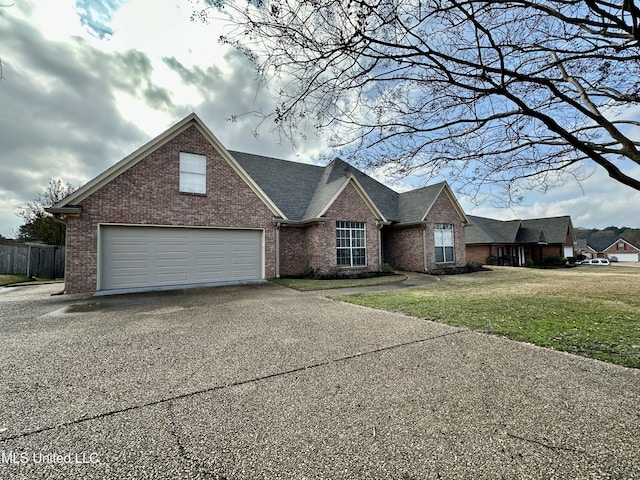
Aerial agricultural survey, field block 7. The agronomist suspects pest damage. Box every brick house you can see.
[583,237,640,262]
[48,113,469,294]
[465,215,576,266]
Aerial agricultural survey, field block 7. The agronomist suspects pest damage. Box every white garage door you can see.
[613,253,639,262]
[99,226,263,291]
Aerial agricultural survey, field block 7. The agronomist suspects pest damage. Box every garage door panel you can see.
[110,274,150,288]
[100,226,262,291]
[112,259,148,268]
[157,258,189,268]
[157,244,189,254]
[195,271,225,282]
[197,243,226,252]
[156,272,190,284]
[112,244,149,255]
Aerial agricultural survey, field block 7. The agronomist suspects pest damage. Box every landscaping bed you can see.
[270,273,407,291]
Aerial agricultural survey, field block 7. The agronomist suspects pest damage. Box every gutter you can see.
[46,206,81,216]
[273,217,327,226]
[45,206,81,224]
[386,220,428,229]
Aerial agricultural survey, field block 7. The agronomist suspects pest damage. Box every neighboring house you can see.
[48,113,469,294]
[465,215,576,266]
[584,237,640,262]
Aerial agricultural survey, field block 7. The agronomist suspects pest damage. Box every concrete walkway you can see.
[298,271,439,296]
[0,282,638,479]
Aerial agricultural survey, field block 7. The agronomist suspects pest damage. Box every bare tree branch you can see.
[195,0,640,199]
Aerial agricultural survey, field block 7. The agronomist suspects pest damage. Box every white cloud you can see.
[464,166,640,228]
[0,0,638,239]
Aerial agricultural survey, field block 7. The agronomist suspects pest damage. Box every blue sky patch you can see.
[75,0,126,38]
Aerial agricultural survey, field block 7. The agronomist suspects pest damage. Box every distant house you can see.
[465,215,576,266]
[583,237,640,262]
[48,113,469,294]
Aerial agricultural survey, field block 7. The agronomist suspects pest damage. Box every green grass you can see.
[0,275,63,286]
[335,266,640,368]
[0,274,29,286]
[270,274,407,291]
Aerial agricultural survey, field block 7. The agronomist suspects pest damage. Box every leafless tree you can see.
[195,0,640,199]
[16,180,76,245]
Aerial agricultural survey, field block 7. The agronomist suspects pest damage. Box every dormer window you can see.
[179,152,207,194]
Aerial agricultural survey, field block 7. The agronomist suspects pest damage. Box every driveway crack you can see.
[505,431,586,454]
[0,329,467,443]
[166,401,229,480]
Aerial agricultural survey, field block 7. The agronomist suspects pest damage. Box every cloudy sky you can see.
[1,0,639,238]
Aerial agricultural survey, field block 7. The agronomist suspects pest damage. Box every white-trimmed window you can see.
[434,223,455,263]
[336,221,366,267]
[617,242,625,251]
[179,152,207,194]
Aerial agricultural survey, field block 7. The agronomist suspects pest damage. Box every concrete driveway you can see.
[0,282,638,479]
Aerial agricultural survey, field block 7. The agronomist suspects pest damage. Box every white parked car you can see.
[579,258,610,265]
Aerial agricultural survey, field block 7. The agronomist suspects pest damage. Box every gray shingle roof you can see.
[585,236,640,252]
[397,183,445,223]
[230,151,325,220]
[521,216,572,244]
[586,237,614,252]
[323,158,399,220]
[465,216,523,244]
[230,152,450,224]
[466,215,573,245]
[516,227,546,244]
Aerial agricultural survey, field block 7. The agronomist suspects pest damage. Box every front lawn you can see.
[335,266,640,368]
[270,274,407,291]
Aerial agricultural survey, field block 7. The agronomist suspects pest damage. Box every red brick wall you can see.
[424,192,467,270]
[322,182,381,272]
[279,226,308,276]
[278,182,381,276]
[466,245,493,264]
[384,191,467,271]
[539,245,564,258]
[65,125,277,293]
[383,227,424,271]
[604,241,640,255]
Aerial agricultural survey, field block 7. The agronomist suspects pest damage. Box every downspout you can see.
[423,226,428,272]
[378,223,383,267]
[275,222,281,278]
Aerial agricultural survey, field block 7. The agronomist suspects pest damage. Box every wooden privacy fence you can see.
[0,243,65,279]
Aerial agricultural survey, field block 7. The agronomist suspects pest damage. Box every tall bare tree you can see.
[195,0,640,199]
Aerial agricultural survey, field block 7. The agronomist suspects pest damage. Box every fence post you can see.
[52,246,57,280]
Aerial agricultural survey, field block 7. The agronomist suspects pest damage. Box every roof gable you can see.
[324,159,398,220]
[589,236,640,253]
[49,113,285,218]
[521,216,574,244]
[232,155,390,222]
[398,182,469,224]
